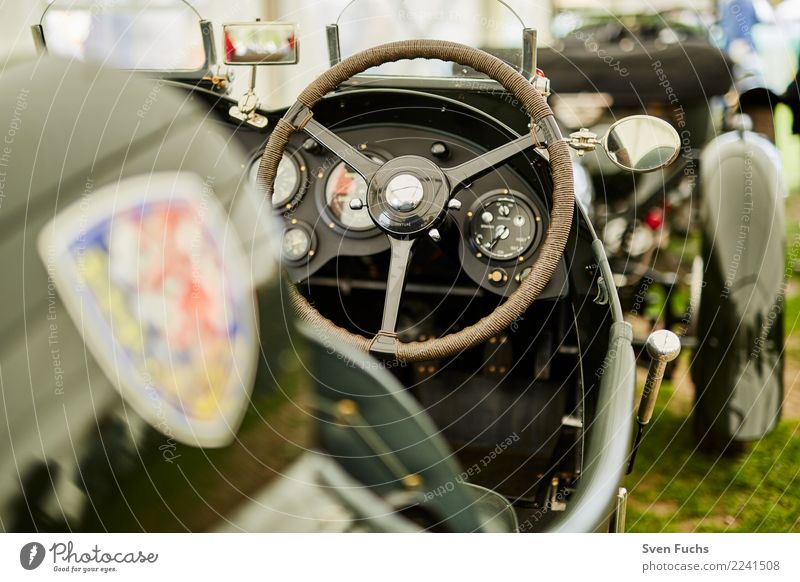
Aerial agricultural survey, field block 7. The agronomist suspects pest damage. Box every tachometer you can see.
[469,191,540,261]
[324,156,383,231]
[249,152,305,209]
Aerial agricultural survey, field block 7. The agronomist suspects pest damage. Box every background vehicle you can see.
[540,3,786,449]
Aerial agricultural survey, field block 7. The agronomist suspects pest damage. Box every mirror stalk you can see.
[567,128,601,156]
[229,80,268,128]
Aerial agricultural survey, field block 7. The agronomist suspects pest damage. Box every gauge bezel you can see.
[467,189,543,263]
[316,149,388,239]
[249,149,308,212]
[280,220,317,265]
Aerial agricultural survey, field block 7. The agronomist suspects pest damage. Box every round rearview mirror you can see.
[603,116,680,172]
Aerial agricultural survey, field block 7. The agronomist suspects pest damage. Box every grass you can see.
[776,105,800,193]
[623,112,800,532]
[625,272,800,532]
[625,380,800,532]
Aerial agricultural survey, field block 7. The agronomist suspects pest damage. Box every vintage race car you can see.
[2,0,760,533]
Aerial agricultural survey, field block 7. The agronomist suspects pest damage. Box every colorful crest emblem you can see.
[38,172,257,447]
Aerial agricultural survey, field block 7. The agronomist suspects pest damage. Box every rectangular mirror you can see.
[223,22,298,66]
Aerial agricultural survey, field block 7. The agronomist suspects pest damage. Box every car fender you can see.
[693,130,785,441]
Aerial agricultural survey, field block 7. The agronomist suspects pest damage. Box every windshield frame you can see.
[324,0,536,80]
[32,0,217,80]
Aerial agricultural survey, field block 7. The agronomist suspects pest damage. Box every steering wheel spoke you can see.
[380,237,415,332]
[303,117,382,182]
[370,236,416,356]
[444,132,536,191]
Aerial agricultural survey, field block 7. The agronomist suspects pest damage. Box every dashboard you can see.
[240,89,569,301]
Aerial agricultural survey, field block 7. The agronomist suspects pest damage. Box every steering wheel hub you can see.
[367,155,449,237]
[386,174,424,211]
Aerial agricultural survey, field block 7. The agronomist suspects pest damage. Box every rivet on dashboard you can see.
[488,270,505,284]
[359,143,367,150]
[291,218,298,225]
[317,171,324,179]
[336,399,358,419]
[476,252,482,258]
[403,474,424,489]
[467,211,474,217]
[308,250,316,258]
[489,337,497,344]
[328,222,335,229]
[518,256,525,262]
[300,165,306,172]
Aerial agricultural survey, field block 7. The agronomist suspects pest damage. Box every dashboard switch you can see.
[428,228,442,242]
[430,141,451,160]
[447,198,462,211]
[302,138,322,154]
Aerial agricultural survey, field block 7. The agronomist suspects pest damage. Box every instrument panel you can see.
[468,190,542,261]
[324,160,374,231]
[248,151,308,210]
[242,101,567,300]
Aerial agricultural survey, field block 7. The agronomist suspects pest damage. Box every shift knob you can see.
[637,330,681,425]
[645,329,682,362]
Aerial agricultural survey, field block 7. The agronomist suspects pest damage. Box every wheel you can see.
[257,40,575,362]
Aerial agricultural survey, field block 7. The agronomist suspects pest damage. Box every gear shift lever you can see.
[627,329,681,474]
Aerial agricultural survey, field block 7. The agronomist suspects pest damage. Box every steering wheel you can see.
[257,40,574,362]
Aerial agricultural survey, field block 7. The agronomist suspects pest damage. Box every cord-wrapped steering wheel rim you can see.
[257,39,574,362]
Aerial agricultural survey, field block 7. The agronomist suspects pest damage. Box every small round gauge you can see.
[249,152,305,209]
[281,223,314,263]
[324,155,383,231]
[469,192,540,261]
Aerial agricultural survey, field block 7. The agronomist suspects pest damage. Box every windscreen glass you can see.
[41,0,206,70]
[335,0,527,77]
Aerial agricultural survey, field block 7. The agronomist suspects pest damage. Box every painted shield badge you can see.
[38,172,257,447]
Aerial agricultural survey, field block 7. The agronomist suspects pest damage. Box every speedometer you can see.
[324,155,384,231]
[469,191,540,261]
[249,152,305,209]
